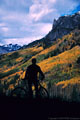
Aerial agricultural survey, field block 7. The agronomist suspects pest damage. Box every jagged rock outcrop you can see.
[45,11,80,42]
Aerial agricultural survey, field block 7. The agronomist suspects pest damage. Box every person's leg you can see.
[34,80,38,98]
[28,80,33,98]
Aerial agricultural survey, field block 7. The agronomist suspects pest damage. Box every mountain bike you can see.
[11,79,49,99]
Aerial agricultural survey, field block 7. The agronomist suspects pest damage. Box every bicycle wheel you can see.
[38,87,49,98]
[11,87,27,98]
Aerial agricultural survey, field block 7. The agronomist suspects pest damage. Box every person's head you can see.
[32,58,36,65]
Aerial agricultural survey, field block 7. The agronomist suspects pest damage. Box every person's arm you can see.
[24,68,29,80]
[38,67,45,80]
[23,67,29,81]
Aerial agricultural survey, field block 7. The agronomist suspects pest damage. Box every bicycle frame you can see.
[32,80,45,90]
[11,79,49,98]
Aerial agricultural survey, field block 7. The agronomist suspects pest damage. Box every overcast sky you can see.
[0,0,80,45]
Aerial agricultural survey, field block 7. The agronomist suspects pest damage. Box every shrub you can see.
[0,68,19,79]
[76,57,80,64]
[68,63,72,68]
[8,52,19,59]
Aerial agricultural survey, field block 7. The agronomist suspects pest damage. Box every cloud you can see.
[49,0,56,3]
[1,27,9,32]
[0,0,32,12]
[40,24,52,34]
[29,0,56,22]
[3,36,43,45]
[0,23,6,27]
[53,0,80,15]
[32,23,52,35]
[29,6,53,22]
[0,22,9,37]
[20,22,52,36]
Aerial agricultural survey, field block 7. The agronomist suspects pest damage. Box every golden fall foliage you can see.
[38,46,80,73]
[9,84,14,90]
[16,57,23,62]
[19,46,43,55]
[56,76,80,88]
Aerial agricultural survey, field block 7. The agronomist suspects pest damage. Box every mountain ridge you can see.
[22,11,80,49]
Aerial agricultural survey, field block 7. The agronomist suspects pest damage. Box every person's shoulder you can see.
[27,65,32,69]
[36,64,40,69]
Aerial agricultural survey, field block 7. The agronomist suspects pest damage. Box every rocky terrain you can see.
[48,11,80,41]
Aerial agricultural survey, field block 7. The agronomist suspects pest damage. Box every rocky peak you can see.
[46,11,80,42]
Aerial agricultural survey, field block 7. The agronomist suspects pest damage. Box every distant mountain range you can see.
[0,44,21,54]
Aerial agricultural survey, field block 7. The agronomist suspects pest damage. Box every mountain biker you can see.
[24,58,45,98]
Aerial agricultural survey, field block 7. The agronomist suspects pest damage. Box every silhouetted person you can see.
[24,58,45,98]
